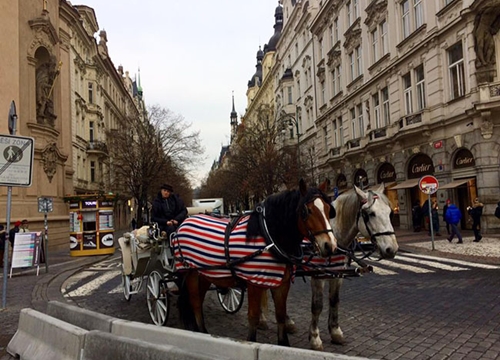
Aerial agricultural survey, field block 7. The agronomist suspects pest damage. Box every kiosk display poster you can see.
[10,232,42,277]
[66,194,116,256]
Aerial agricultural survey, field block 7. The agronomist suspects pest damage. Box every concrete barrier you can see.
[7,308,87,360]
[111,319,258,360]
[81,330,219,360]
[47,300,114,332]
[257,344,371,360]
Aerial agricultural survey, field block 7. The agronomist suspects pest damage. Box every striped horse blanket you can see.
[172,215,349,287]
[172,214,287,287]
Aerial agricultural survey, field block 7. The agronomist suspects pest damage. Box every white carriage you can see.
[118,222,245,327]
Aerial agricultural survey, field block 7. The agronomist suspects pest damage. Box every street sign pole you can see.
[419,175,439,252]
[38,197,53,273]
[2,101,17,309]
[428,193,435,251]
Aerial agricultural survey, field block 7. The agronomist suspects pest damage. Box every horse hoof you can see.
[285,322,297,334]
[257,321,269,330]
[330,335,345,345]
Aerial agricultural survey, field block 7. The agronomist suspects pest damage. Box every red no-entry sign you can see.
[419,175,439,195]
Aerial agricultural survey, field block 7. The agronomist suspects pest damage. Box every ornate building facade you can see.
[241,0,499,233]
[0,1,139,250]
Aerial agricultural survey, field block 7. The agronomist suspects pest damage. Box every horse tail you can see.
[177,272,197,331]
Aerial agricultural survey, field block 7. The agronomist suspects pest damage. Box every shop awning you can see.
[391,178,420,190]
[439,178,474,190]
[364,182,397,191]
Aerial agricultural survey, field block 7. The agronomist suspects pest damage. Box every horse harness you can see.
[356,192,395,246]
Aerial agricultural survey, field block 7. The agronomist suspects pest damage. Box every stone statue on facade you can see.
[473,10,500,82]
[36,56,59,126]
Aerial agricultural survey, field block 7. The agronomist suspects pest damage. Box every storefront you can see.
[376,162,399,226]
[439,148,478,230]
[66,194,116,256]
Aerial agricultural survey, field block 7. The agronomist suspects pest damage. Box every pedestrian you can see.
[20,219,29,233]
[468,198,484,242]
[412,200,422,232]
[9,220,21,247]
[421,199,430,232]
[495,201,500,219]
[430,200,441,236]
[151,184,188,239]
[443,199,451,235]
[445,201,463,244]
[0,225,6,267]
[131,217,137,230]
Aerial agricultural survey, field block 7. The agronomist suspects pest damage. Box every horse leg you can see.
[309,277,325,350]
[184,271,209,333]
[270,267,291,346]
[258,290,269,330]
[246,284,265,342]
[327,278,344,345]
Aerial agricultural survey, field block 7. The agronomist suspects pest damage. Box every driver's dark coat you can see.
[151,192,188,233]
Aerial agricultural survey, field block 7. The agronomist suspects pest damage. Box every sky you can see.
[77,0,280,187]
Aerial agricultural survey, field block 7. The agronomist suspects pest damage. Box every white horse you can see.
[308,184,398,350]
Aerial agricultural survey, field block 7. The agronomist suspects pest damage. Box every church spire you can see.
[230,92,238,144]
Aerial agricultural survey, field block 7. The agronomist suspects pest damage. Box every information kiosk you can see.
[66,194,116,256]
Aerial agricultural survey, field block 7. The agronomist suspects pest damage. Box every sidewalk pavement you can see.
[0,228,499,359]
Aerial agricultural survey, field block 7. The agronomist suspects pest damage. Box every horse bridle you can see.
[356,193,395,246]
[256,196,334,264]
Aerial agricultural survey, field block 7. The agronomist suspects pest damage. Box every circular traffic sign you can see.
[419,175,439,194]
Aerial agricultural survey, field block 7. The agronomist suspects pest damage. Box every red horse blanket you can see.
[172,215,348,287]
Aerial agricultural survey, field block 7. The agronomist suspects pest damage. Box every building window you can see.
[323,126,328,152]
[448,42,465,99]
[371,27,379,63]
[349,52,355,81]
[88,82,93,103]
[297,79,301,97]
[355,46,362,78]
[90,161,95,182]
[414,0,423,28]
[350,108,357,138]
[89,121,94,142]
[336,65,342,93]
[329,25,334,48]
[347,1,352,26]
[415,64,426,110]
[402,0,411,38]
[333,119,339,147]
[347,0,359,26]
[334,18,339,43]
[357,103,364,137]
[381,20,388,55]
[319,38,324,59]
[321,81,325,105]
[403,72,413,115]
[287,86,293,104]
[373,93,381,128]
[382,86,390,126]
[339,116,344,145]
[332,69,337,96]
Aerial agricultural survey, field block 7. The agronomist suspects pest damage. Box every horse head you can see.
[354,184,398,259]
[296,179,337,258]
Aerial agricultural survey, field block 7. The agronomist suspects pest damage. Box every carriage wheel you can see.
[217,286,245,314]
[146,270,170,326]
[121,274,132,302]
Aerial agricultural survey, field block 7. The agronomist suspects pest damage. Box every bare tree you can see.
[107,104,204,226]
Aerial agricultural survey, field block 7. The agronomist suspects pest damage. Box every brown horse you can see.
[173,179,336,346]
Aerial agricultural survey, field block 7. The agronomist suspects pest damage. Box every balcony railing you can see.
[86,141,108,153]
[347,138,360,149]
[369,127,387,140]
[398,112,422,129]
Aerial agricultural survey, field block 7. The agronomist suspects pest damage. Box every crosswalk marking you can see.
[368,259,434,274]
[400,253,500,269]
[64,270,121,298]
[393,254,467,272]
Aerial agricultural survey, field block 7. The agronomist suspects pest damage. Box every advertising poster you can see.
[10,232,42,276]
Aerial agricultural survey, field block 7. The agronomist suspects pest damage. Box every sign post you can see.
[38,197,53,273]
[419,175,439,250]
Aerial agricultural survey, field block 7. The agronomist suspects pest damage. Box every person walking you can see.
[20,219,29,233]
[151,184,188,239]
[495,201,500,219]
[443,199,451,235]
[445,201,463,244]
[412,201,422,232]
[430,200,441,236]
[468,198,484,242]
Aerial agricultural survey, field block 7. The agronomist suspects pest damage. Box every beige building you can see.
[0,1,139,250]
[239,0,499,233]
[303,0,499,233]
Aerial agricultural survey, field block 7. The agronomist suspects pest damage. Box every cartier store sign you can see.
[354,169,369,188]
[407,154,434,179]
[453,148,475,169]
[377,162,396,183]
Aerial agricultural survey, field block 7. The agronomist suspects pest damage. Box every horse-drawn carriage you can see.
[118,180,398,349]
[118,222,244,326]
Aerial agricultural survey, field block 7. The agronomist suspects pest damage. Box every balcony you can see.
[369,127,387,140]
[398,112,422,129]
[347,138,360,149]
[86,140,108,154]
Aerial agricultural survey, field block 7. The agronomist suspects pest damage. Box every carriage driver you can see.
[151,184,188,238]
